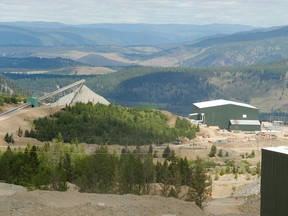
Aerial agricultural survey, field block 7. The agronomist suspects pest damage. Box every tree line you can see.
[0,94,24,105]
[25,103,199,145]
[0,57,85,70]
[0,138,211,209]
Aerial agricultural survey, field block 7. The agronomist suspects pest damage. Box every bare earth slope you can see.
[0,183,205,216]
[0,106,62,148]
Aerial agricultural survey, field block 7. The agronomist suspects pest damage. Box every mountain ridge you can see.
[0,22,255,46]
[0,22,288,67]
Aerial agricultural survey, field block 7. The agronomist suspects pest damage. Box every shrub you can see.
[209,145,217,157]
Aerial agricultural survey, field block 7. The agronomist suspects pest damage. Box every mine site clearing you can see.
[0,102,286,215]
[0,80,287,215]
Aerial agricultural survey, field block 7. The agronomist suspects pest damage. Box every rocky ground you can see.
[0,180,262,216]
[0,183,206,216]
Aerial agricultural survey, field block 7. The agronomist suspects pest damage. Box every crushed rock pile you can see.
[51,85,110,107]
[234,178,261,197]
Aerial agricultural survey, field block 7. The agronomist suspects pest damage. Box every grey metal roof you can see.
[263,146,288,155]
[193,99,258,109]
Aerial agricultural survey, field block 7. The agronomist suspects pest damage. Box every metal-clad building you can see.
[261,146,288,215]
[26,97,40,107]
[189,99,260,131]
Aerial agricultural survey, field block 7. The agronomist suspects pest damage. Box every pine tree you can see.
[162,145,171,158]
[4,133,10,143]
[208,145,217,157]
[17,127,23,137]
[217,149,223,157]
[4,133,14,144]
[187,157,212,209]
[148,144,153,155]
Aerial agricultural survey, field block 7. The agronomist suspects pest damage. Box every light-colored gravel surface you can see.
[0,183,206,216]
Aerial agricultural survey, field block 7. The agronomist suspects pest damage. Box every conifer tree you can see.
[208,145,217,157]
[148,144,153,155]
[217,149,223,157]
[162,145,171,158]
[187,157,212,209]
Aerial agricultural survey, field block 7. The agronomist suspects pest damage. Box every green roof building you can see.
[189,99,260,131]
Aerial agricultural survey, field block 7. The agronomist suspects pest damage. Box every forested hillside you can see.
[25,103,199,144]
[0,57,85,70]
[181,38,288,67]
[4,62,288,115]
[106,71,217,115]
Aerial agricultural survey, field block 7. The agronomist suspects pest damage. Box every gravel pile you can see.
[52,85,110,107]
[234,178,261,197]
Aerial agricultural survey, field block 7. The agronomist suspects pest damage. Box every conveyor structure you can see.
[0,79,86,120]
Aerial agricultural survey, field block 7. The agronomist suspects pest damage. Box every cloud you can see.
[0,0,287,27]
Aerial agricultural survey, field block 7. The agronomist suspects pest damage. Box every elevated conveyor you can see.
[0,102,31,119]
[0,79,86,120]
[39,79,85,101]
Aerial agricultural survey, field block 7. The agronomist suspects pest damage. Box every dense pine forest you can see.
[25,103,199,145]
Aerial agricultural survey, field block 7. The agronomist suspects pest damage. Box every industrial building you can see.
[189,99,260,131]
[261,146,288,215]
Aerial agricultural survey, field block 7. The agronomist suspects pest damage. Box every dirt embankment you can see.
[0,106,62,148]
[0,183,205,216]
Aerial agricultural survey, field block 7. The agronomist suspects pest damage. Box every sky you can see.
[1,0,288,27]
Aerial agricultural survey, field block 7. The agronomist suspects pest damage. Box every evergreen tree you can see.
[148,144,153,155]
[178,157,192,185]
[4,133,14,144]
[142,155,155,194]
[159,160,170,197]
[217,149,223,157]
[187,157,212,209]
[0,146,12,181]
[250,150,255,158]
[4,133,9,143]
[17,127,23,137]
[208,145,217,157]
[162,145,171,158]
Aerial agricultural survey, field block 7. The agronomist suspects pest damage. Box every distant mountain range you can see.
[0,22,255,46]
[0,22,288,67]
[141,25,288,67]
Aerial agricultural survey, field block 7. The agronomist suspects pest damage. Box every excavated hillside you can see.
[0,183,205,216]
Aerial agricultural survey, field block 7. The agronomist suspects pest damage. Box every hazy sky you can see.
[1,0,288,27]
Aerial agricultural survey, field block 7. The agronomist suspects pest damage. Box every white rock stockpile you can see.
[51,85,110,107]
